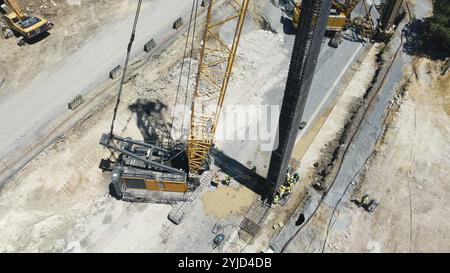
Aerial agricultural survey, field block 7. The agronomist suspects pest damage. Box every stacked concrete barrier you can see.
[173,17,183,30]
[109,65,122,79]
[68,94,85,110]
[144,38,156,52]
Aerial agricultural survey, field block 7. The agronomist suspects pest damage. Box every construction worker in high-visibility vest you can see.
[284,184,292,194]
[292,172,300,184]
[278,185,287,197]
[360,194,370,207]
[223,175,231,186]
[286,172,292,184]
[273,194,280,204]
[211,174,220,187]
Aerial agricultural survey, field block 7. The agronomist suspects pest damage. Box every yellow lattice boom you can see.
[188,0,250,173]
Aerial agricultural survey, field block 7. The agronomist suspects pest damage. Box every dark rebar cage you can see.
[266,0,332,201]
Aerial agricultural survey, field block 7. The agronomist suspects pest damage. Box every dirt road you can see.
[0,0,203,177]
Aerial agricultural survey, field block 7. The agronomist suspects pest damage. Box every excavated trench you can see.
[311,48,385,193]
[270,31,410,251]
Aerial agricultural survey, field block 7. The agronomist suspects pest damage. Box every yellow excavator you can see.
[292,0,374,47]
[292,0,362,30]
[0,0,53,46]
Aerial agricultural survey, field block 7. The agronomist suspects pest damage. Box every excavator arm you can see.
[1,0,53,45]
[4,0,26,20]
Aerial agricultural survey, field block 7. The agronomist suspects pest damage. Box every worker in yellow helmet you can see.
[223,175,231,186]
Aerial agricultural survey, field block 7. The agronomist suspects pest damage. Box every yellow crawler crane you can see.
[188,0,250,173]
[100,0,250,203]
[1,0,53,46]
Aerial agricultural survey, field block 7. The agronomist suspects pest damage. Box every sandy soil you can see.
[0,0,128,89]
[325,59,450,252]
[202,185,255,219]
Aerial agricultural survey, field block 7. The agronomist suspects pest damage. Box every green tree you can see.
[423,0,450,56]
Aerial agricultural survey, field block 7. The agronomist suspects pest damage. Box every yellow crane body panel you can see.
[122,177,188,193]
[293,7,348,31]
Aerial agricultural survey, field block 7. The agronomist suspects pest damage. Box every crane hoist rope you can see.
[109,0,143,137]
[181,0,200,135]
[169,0,200,143]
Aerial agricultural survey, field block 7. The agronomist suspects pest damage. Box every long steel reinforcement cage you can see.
[267,0,332,201]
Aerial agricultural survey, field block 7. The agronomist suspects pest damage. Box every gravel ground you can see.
[327,58,450,253]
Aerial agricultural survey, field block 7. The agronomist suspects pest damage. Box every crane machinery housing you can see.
[292,1,371,32]
[100,0,250,203]
[291,0,406,47]
[291,0,376,48]
[0,0,53,46]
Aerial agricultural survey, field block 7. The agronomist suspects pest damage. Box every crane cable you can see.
[169,0,198,143]
[109,0,143,137]
[181,0,200,135]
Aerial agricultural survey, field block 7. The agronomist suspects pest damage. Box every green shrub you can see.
[423,0,450,56]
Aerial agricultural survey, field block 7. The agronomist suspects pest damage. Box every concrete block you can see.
[109,65,122,79]
[144,38,156,52]
[68,94,85,110]
[173,17,183,30]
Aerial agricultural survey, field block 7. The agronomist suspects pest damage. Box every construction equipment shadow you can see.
[128,99,173,145]
[24,32,51,45]
[210,147,267,199]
